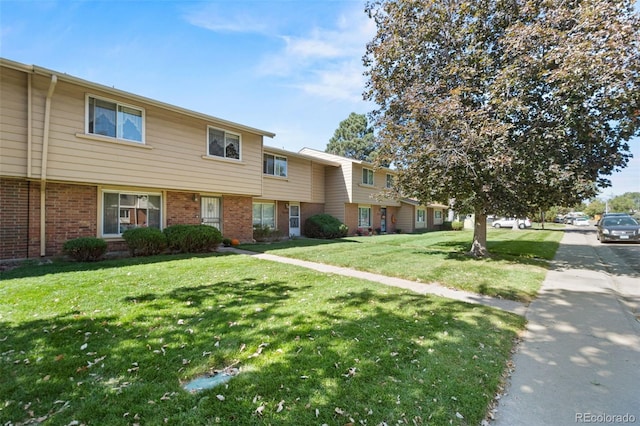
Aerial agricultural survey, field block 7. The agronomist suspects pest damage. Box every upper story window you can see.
[208,127,241,160]
[87,95,144,143]
[386,174,393,189]
[362,168,374,185]
[264,153,287,177]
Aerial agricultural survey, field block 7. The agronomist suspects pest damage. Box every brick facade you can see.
[166,191,201,226]
[222,195,253,242]
[0,178,30,259]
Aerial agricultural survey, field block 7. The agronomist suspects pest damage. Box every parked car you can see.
[596,216,640,243]
[596,212,631,226]
[492,217,532,229]
[573,216,591,226]
[564,212,586,225]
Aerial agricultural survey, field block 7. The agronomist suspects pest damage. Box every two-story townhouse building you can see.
[0,58,448,262]
[257,146,339,238]
[0,58,276,260]
[299,148,447,235]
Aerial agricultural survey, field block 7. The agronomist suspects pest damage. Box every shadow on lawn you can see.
[0,279,522,426]
[410,239,558,267]
[0,251,236,280]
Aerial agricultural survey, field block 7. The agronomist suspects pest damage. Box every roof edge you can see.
[1,57,276,138]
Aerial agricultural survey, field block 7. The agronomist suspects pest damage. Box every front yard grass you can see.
[1,253,524,425]
[244,228,564,303]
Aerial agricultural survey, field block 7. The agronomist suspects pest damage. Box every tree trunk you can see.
[469,211,489,257]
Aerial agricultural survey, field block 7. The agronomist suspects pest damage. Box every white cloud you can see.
[259,5,375,102]
[182,3,273,35]
[296,60,368,102]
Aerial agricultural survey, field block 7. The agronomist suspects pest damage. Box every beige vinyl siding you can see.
[352,165,400,206]
[0,68,34,177]
[311,162,325,203]
[262,155,314,201]
[29,79,263,195]
[396,204,416,233]
[323,166,348,221]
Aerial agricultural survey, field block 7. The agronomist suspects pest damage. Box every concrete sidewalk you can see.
[492,230,640,425]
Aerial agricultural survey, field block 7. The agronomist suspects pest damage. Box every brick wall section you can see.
[222,195,253,242]
[44,182,97,257]
[345,203,358,235]
[275,201,289,236]
[166,191,200,226]
[387,207,398,234]
[300,202,324,235]
[28,181,42,258]
[0,178,30,259]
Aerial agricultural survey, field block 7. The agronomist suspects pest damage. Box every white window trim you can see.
[417,209,426,223]
[386,174,393,189]
[101,189,163,237]
[362,168,374,186]
[85,94,145,144]
[263,153,288,177]
[207,125,242,161]
[358,205,372,228]
[253,202,276,228]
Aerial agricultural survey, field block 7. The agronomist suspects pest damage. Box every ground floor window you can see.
[417,209,426,223]
[358,206,371,227]
[103,191,161,236]
[253,202,275,228]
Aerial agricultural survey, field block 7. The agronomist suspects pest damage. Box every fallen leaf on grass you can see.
[276,400,285,412]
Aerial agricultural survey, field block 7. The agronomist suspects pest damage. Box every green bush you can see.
[451,221,464,231]
[253,224,272,242]
[122,227,167,256]
[63,237,107,262]
[304,214,348,239]
[164,224,222,253]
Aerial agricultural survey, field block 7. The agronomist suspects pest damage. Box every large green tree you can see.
[364,0,640,256]
[326,112,376,161]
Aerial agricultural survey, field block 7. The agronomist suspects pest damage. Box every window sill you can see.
[201,155,245,165]
[358,183,375,188]
[264,174,289,181]
[76,133,152,149]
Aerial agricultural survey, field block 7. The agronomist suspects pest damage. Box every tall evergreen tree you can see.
[326,112,376,161]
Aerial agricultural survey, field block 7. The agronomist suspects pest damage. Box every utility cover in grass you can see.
[183,369,237,393]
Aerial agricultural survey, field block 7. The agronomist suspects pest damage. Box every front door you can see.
[289,203,300,237]
[380,207,387,233]
[201,196,221,230]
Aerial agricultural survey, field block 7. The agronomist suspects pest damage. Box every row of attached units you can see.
[0,58,446,261]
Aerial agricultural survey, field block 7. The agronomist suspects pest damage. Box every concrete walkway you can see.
[229,248,527,315]
[492,230,640,425]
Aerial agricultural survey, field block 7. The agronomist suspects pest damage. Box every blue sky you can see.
[1,0,638,198]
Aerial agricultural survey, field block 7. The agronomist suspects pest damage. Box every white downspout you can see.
[40,74,57,256]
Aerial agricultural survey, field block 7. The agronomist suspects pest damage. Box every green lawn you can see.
[1,252,524,425]
[243,228,564,303]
